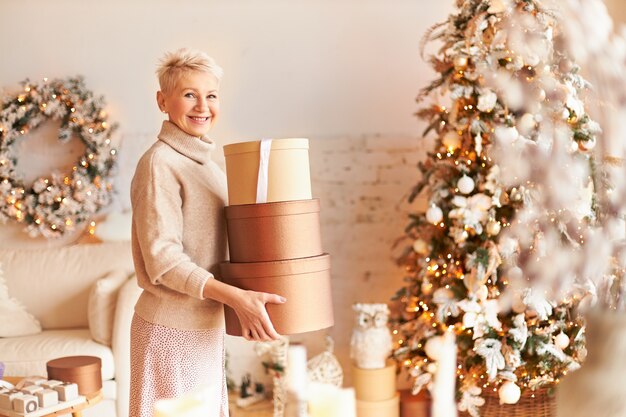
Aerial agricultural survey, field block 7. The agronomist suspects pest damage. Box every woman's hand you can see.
[202,278,286,341]
[228,289,286,341]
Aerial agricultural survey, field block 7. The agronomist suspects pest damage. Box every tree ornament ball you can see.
[442,131,462,150]
[511,291,527,314]
[517,113,536,136]
[534,88,547,102]
[555,332,570,349]
[486,220,501,236]
[578,137,596,152]
[426,205,444,224]
[454,56,468,69]
[457,175,475,195]
[412,239,430,255]
[499,381,521,404]
[424,336,445,360]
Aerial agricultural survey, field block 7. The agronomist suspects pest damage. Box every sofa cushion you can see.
[0,328,115,381]
[88,270,132,346]
[0,263,41,337]
[0,242,134,330]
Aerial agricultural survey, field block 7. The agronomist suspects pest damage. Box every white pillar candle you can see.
[286,344,308,395]
[153,387,217,417]
[308,382,356,417]
[431,331,458,417]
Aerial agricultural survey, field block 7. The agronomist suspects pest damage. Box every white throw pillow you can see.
[0,263,42,337]
[88,269,131,346]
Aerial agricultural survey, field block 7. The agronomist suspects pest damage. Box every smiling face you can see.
[156,70,220,137]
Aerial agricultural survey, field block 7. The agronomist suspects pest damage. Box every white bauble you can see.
[457,175,475,195]
[562,108,571,120]
[507,266,524,282]
[517,113,536,136]
[442,131,462,150]
[512,292,527,314]
[413,239,430,255]
[486,220,502,236]
[424,336,445,360]
[555,332,570,349]
[499,381,521,404]
[578,137,597,151]
[426,205,444,224]
[534,88,546,102]
[454,56,468,69]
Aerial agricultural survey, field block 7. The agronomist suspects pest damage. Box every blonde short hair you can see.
[156,48,224,93]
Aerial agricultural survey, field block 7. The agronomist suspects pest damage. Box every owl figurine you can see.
[350,303,392,369]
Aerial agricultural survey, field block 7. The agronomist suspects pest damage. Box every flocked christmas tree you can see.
[391,1,602,415]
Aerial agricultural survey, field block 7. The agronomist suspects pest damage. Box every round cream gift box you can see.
[220,254,333,336]
[223,138,311,205]
[356,393,400,417]
[352,361,397,402]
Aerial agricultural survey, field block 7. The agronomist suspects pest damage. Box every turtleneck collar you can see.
[157,120,215,165]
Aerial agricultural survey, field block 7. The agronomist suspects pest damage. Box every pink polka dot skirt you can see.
[129,314,228,417]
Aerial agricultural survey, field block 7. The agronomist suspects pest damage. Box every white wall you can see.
[0,0,447,141]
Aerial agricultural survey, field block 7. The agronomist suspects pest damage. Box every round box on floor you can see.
[223,138,311,205]
[46,356,102,395]
[357,393,400,417]
[225,199,323,263]
[400,389,430,417]
[352,361,397,402]
[221,254,333,335]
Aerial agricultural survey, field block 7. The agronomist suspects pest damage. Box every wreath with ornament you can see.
[0,77,118,238]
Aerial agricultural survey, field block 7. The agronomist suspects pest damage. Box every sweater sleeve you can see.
[131,154,212,300]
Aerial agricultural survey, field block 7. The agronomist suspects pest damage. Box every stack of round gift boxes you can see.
[221,138,334,336]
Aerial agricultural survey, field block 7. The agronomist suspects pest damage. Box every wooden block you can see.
[53,383,79,401]
[12,394,38,413]
[36,389,59,408]
[20,385,43,395]
[41,380,62,390]
[0,391,23,410]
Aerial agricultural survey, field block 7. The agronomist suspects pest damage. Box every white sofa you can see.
[0,242,141,417]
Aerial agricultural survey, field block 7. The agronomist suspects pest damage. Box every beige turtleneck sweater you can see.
[130,121,228,329]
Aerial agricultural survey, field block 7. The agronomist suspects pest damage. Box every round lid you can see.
[223,138,309,156]
[47,356,101,370]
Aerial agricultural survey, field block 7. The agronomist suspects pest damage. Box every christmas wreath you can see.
[0,77,118,238]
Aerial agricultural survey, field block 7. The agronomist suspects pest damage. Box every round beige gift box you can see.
[220,254,333,336]
[352,361,397,402]
[223,138,311,205]
[225,199,323,263]
[356,393,400,417]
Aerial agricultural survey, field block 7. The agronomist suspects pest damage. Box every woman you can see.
[129,48,284,417]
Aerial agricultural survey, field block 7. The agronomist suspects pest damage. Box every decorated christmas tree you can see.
[391,1,601,415]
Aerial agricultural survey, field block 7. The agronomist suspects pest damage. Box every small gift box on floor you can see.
[46,356,102,396]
